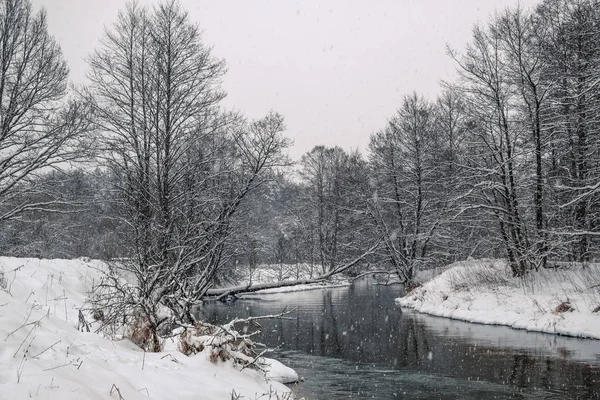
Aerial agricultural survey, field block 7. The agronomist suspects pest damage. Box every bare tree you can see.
[536,0,600,261]
[369,93,448,285]
[298,146,374,275]
[449,19,541,276]
[0,0,91,223]
[86,2,291,347]
[299,146,347,274]
[432,88,479,262]
[494,6,554,268]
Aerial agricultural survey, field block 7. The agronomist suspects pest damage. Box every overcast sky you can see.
[32,0,540,160]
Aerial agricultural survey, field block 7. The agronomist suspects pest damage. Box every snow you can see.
[263,357,299,384]
[397,259,600,339]
[0,257,297,399]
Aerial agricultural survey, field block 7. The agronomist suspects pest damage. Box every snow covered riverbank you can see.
[0,257,297,399]
[397,259,600,339]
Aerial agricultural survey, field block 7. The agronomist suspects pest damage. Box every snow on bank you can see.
[397,259,600,339]
[0,257,296,399]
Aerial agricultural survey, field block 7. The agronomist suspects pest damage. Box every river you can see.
[197,279,600,399]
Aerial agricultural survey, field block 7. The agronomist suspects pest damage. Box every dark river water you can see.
[197,279,600,399]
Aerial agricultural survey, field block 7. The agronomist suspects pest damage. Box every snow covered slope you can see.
[397,259,600,339]
[0,257,295,399]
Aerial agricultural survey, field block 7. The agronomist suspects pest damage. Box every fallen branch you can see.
[224,308,296,329]
[205,278,327,300]
[205,240,381,299]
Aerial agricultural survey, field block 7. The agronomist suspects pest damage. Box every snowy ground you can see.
[397,259,600,339]
[0,257,298,399]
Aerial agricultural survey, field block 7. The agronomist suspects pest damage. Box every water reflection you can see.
[197,280,600,399]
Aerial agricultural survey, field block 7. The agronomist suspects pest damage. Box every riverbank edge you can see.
[396,259,600,340]
[0,257,298,399]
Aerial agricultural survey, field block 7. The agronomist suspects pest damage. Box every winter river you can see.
[198,279,600,399]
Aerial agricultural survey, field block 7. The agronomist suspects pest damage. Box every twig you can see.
[45,276,49,306]
[225,308,297,328]
[64,289,68,321]
[5,314,45,342]
[16,343,31,383]
[13,325,37,358]
[31,340,61,359]
[110,383,125,400]
[160,353,178,363]
[240,347,271,372]
[43,362,73,371]
[7,265,23,295]
[49,377,59,389]
[25,290,34,303]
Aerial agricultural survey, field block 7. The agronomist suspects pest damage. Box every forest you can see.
[1,0,600,349]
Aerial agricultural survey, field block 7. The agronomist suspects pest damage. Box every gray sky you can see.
[33,0,540,160]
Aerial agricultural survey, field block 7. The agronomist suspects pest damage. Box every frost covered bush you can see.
[127,314,163,352]
[179,320,268,372]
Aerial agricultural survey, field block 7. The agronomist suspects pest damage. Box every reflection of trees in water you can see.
[397,315,432,367]
[198,284,600,399]
[322,291,343,355]
[582,365,600,400]
[509,354,536,386]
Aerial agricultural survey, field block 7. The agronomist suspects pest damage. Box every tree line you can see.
[1,0,599,346]
[226,0,600,285]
